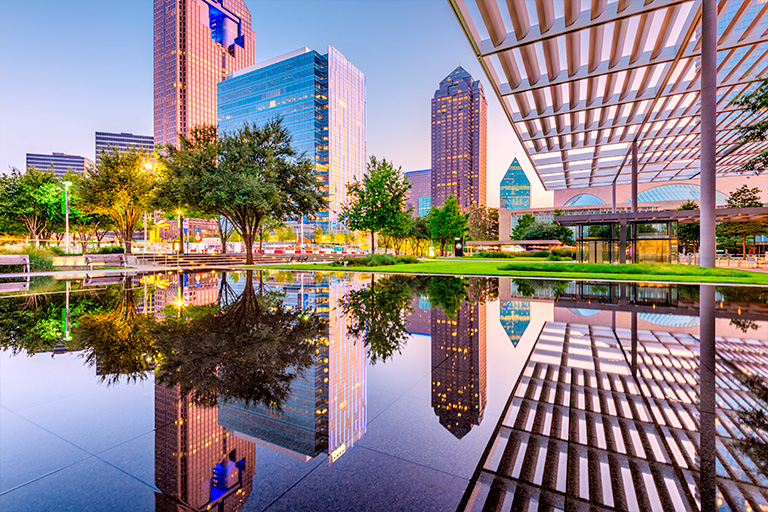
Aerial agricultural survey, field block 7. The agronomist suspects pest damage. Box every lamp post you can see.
[177,210,183,254]
[62,181,72,254]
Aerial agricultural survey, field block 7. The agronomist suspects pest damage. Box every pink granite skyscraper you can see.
[153,0,255,147]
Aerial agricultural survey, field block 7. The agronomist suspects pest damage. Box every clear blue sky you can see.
[0,0,551,207]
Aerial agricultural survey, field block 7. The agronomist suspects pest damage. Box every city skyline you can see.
[0,0,550,209]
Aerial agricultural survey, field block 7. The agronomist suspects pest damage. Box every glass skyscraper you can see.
[95,131,154,165]
[153,0,255,147]
[431,66,487,210]
[404,169,432,217]
[499,158,531,210]
[218,46,366,231]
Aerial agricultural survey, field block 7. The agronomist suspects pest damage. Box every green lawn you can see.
[242,259,768,285]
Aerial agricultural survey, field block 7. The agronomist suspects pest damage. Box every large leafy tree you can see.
[520,221,575,245]
[158,120,326,264]
[716,185,767,257]
[77,147,155,253]
[427,195,468,255]
[511,213,536,240]
[0,167,63,245]
[467,205,499,241]
[407,215,431,255]
[677,200,700,253]
[340,156,412,253]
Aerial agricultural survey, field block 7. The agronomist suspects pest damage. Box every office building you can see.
[218,46,366,231]
[431,300,486,439]
[404,169,432,217]
[95,131,154,165]
[26,153,93,178]
[153,0,255,147]
[499,158,530,210]
[431,66,487,210]
[498,300,530,347]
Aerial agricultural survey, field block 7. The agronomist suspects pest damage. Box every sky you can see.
[0,0,552,208]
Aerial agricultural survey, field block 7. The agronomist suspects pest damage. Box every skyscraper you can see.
[404,169,432,217]
[153,0,255,147]
[95,131,155,165]
[431,66,487,210]
[499,158,531,210]
[26,152,93,177]
[218,46,366,231]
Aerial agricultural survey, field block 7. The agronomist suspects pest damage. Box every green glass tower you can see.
[499,158,530,210]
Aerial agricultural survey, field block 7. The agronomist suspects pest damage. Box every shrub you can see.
[331,253,419,267]
[49,246,66,256]
[529,251,550,258]
[471,251,516,259]
[551,247,576,259]
[96,246,125,254]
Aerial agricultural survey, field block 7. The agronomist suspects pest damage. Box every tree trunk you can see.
[259,230,264,253]
[81,241,88,254]
[218,219,229,254]
[743,233,747,260]
[370,230,375,254]
[125,239,132,254]
[244,233,255,265]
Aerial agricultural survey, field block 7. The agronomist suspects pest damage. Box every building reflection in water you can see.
[154,384,256,512]
[499,300,530,348]
[459,282,768,511]
[218,273,367,464]
[431,300,487,439]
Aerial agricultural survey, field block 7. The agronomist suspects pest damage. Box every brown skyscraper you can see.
[431,67,487,210]
[153,0,255,146]
[431,300,487,439]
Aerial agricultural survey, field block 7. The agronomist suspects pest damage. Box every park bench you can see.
[82,275,126,287]
[0,255,30,274]
[84,254,127,271]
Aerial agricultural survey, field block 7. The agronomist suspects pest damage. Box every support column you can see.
[700,0,717,268]
[698,284,717,510]
[630,310,638,377]
[612,181,617,214]
[619,219,627,264]
[631,141,638,214]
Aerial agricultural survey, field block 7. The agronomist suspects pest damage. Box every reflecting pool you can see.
[0,271,767,511]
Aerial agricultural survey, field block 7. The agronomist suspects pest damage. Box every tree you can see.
[733,79,768,174]
[77,147,156,253]
[716,185,767,257]
[407,215,431,256]
[677,200,700,253]
[427,195,468,255]
[158,120,326,264]
[511,213,536,240]
[340,156,412,253]
[467,205,499,241]
[521,221,575,245]
[0,167,63,246]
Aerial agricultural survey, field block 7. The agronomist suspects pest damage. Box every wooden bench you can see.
[84,254,127,271]
[82,275,126,287]
[0,255,30,274]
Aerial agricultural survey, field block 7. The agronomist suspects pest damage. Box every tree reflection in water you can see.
[734,371,768,478]
[75,270,325,410]
[340,275,498,364]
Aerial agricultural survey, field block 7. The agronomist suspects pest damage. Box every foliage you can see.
[427,276,467,318]
[471,251,517,259]
[77,146,155,253]
[716,185,768,256]
[427,195,468,255]
[96,246,125,254]
[331,254,418,267]
[511,213,536,240]
[405,215,431,256]
[519,221,575,245]
[158,120,326,264]
[551,247,576,259]
[0,167,63,245]
[63,170,113,254]
[677,200,700,253]
[340,275,413,364]
[467,205,499,241]
[340,156,412,252]
[733,79,768,174]
[0,246,56,272]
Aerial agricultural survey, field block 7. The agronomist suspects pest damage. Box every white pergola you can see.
[448,0,768,191]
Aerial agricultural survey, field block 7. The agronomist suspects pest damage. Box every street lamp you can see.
[62,181,72,254]
[177,210,183,255]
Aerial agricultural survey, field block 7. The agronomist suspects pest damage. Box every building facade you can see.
[404,169,432,217]
[153,0,255,147]
[499,158,530,210]
[218,46,366,231]
[431,66,487,210]
[26,153,93,177]
[95,131,155,165]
